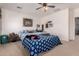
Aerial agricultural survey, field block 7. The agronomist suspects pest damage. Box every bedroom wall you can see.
[1,7,76,41]
[40,8,69,41]
[1,8,38,34]
[74,8,79,17]
[68,8,75,41]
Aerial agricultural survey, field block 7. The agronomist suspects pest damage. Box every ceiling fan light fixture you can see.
[43,6,48,12]
[36,3,55,12]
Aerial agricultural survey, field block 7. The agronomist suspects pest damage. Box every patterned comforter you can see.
[22,35,61,56]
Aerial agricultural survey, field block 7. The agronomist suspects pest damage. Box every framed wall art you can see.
[23,18,33,27]
[46,21,53,28]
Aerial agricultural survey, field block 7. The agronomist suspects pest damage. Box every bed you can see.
[21,32,61,56]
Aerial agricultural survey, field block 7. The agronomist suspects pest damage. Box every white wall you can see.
[1,7,76,41]
[1,8,38,34]
[40,8,69,41]
[68,8,75,40]
[74,8,79,17]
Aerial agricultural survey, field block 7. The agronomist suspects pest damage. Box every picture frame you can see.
[23,18,33,27]
[46,21,53,28]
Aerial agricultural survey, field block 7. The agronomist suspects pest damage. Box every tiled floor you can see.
[75,35,79,40]
[42,36,79,56]
[0,41,29,56]
[0,36,79,56]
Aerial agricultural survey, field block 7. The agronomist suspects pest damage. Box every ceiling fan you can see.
[36,3,55,12]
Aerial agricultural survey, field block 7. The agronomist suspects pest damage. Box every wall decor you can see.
[36,24,44,32]
[46,21,53,28]
[23,18,33,27]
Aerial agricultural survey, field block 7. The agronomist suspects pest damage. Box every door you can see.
[75,17,79,35]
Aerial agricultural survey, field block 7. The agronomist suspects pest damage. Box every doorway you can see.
[75,17,79,39]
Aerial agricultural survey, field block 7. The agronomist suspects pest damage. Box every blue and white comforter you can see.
[22,35,61,56]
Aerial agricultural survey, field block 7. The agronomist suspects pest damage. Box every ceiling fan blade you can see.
[36,7,42,10]
[48,5,55,8]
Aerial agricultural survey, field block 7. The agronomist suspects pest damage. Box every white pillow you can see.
[18,30,28,41]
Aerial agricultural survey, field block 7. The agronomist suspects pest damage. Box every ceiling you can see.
[0,3,79,19]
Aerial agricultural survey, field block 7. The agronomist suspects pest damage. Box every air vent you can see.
[17,6,22,9]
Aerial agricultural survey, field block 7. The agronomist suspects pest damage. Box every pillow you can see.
[25,35,31,39]
[39,33,50,36]
[18,30,29,41]
[25,35,40,40]
[31,35,40,40]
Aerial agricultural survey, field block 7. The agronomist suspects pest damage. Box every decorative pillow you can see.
[39,33,50,36]
[25,35,31,39]
[25,35,40,40]
[31,35,40,40]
